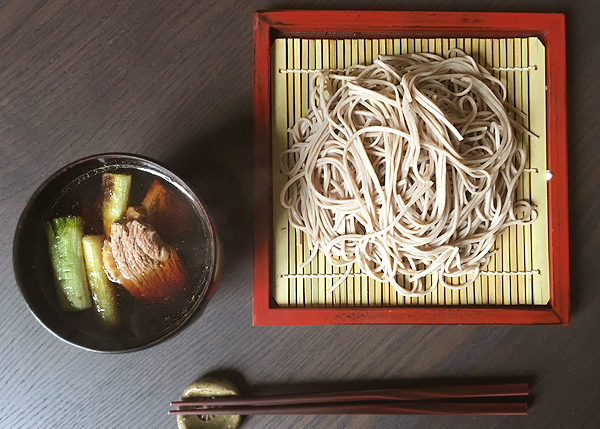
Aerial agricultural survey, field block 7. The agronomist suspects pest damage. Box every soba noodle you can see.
[280,50,536,297]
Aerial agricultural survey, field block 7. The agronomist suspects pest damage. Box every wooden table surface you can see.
[1,1,598,428]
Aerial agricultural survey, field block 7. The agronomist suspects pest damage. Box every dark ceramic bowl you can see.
[13,154,220,352]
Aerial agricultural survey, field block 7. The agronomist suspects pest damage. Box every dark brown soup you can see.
[35,163,214,351]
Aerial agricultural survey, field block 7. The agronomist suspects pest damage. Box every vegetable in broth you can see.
[102,173,131,236]
[82,234,119,328]
[46,216,92,311]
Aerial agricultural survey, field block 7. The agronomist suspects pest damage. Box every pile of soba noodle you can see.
[280,50,536,297]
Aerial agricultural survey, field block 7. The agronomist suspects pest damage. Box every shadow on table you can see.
[164,115,255,269]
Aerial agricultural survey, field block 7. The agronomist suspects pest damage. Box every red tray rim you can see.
[252,10,569,326]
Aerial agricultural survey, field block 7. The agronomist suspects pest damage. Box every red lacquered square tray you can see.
[253,10,568,325]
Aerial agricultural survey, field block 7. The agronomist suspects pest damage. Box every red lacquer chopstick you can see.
[170,383,529,407]
[169,401,527,416]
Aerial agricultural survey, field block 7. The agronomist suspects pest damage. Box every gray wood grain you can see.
[1,1,598,428]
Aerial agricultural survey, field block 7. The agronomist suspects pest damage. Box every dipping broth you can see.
[32,161,215,351]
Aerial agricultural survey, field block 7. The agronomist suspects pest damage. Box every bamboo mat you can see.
[271,37,549,308]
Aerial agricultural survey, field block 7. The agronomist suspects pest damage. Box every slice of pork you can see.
[102,220,186,302]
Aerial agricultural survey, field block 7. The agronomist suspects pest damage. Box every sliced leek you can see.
[46,216,92,311]
[102,173,131,235]
[82,235,119,327]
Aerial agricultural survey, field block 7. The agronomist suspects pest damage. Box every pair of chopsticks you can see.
[169,383,529,416]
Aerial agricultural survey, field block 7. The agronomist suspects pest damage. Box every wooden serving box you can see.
[253,10,568,325]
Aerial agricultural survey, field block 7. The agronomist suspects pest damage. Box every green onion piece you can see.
[82,235,119,328]
[46,216,92,311]
[102,173,131,235]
